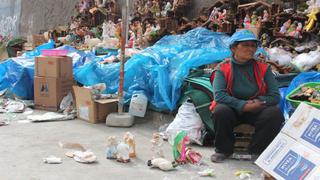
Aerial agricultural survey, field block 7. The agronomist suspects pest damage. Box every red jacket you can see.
[209,59,268,111]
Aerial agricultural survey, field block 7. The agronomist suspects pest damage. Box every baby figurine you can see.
[116,141,130,163]
[106,136,118,159]
[123,132,136,158]
[151,132,164,158]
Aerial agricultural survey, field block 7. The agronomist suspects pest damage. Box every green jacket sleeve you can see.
[213,70,247,113]
[257,66,281,106]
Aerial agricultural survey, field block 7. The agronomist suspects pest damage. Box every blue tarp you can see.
[0,27,266,111]
[281,71,320,120]
[75,28,232,110]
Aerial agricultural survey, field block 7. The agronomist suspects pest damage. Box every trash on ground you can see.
[27,112,75,122]
[198,169,215,177]
[231,153,253,161]
[147,158,177,171]
[151,132,164,158]
[3,99,25,113]
[22,108,34,115]
[185,148,202,165]
[173,131,190,164]
[166,102,204,145]
[234,170,253,180]
[43,156,62,164]
[73,150,97,163]
[58,142,86,152]
[0,121,9,126]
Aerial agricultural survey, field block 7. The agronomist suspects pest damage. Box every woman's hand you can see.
[243,99,266,113]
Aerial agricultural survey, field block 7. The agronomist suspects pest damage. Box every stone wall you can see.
[0,0,21,36]
[19,0,79,37]
[0,0,218,37]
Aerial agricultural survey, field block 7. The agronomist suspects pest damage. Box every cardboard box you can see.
[35,56,73,78]
[255,133,320,180]
[34,76,73,111]
[281,103,320,154]
[73,86,118,123]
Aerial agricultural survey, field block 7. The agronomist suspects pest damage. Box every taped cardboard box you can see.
[35,56,73,78]
[255,133,320,180]
[281,103,320,154]
[73,86,118,123]
[34,76,73,111]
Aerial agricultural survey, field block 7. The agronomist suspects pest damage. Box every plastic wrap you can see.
[0,44,98,99]
[75,28,232,110]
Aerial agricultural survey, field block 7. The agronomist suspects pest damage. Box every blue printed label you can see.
[301,118,320,149]
[274,150,315,180]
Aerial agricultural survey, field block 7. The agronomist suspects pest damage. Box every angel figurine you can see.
[123,132,136,158]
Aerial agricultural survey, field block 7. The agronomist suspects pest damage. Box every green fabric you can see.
[213,58,280,113]
[173,131,187,160]
[185,89,214,134]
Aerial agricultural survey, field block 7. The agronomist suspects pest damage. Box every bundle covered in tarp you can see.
[0,28,235,110]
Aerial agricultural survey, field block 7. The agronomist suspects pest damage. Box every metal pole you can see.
[118,0,128,114]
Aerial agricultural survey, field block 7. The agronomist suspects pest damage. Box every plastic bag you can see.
[166,102,204,145]
[291,48,320,72]
[267,47,293,66]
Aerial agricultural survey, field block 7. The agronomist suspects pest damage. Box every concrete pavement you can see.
[0,110,263,180]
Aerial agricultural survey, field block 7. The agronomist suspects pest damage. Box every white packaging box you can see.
[281,103,320,154]
[255,133,320,180]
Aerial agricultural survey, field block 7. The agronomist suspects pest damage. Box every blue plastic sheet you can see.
[75,28,232,110]
[281,71,320,120]
[0,43,98,99]
[0,28,268,111]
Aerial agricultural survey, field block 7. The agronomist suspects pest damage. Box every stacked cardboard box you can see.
[73,86,118,124]
[34,56,73,111]
[255,103,320,180]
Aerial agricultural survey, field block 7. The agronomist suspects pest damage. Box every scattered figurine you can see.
[291,22,303,39]
[162,1,172,16]
[279,19,292,34]
[106,136,118,159]
[260,33,270,47]
[209,7,219,21]
[151,132,164,158]
[243,14,251,28]
[147,158,177,171]
[127,30,136,48]
[123,132,136,158]
[287,21,297,36]
[251,11,258,25]
[116,141,130,163]
[304,8,320,32]
[262,10,269,22]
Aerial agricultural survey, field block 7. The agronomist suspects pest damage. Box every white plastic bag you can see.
[291,48,320,71]
[166,102,204,145]
[267,47,293,66]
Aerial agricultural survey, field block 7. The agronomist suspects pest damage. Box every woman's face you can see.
[231,41,257,63]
